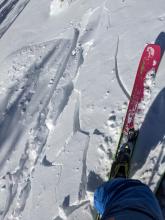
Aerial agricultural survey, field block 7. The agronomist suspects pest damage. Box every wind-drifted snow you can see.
[0,0,165,219]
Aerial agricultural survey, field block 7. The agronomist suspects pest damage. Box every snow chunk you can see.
[50,0,70,16]
[83,40,94,57]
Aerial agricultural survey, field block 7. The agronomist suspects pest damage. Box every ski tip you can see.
[141,44,161,72]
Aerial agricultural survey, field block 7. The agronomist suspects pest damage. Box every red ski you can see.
[110,44,161,179]
[123,44,161,135]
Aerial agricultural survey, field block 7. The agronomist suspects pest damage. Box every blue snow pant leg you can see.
[94,178,163,220]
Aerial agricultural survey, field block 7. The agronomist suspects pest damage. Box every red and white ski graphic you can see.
[123,44,161,135]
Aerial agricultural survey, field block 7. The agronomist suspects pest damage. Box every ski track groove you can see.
[0,0,20,24]
[14,179,31,216]
[1,173,17,220]
[114,37,130,100]
[0,41,64,171]
[0,0,30,39]
[0,28,86,219]
[40,28,80,113]
[0,89,26,170]
[20,40,69,118]
[0,0,10,10]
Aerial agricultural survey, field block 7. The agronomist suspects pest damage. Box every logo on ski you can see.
[147,46,155,59]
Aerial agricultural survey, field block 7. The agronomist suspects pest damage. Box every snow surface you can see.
[0,0,165,219]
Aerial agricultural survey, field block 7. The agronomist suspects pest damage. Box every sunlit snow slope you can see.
[0,0,165,219]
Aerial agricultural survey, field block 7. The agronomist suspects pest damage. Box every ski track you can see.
[0,0,30,39]
[0,27,87,219]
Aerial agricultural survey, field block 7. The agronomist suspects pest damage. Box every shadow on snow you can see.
[131,88,165,174]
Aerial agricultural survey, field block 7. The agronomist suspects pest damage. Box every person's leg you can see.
[94,178,163,220]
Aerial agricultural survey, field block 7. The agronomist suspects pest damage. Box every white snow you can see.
[50,0,70,16]
[0,0,165,219]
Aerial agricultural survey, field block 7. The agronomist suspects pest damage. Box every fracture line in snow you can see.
[46,89,90,219]
[114,37,130,100]
[73,93,90,201]
[78,136,90,201]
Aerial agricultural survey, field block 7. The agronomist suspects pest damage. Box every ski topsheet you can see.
[124,44,161,133]
[109,44,161,179]
[117,44,161,152]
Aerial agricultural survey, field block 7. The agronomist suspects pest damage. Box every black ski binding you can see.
[109,128,139,179]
